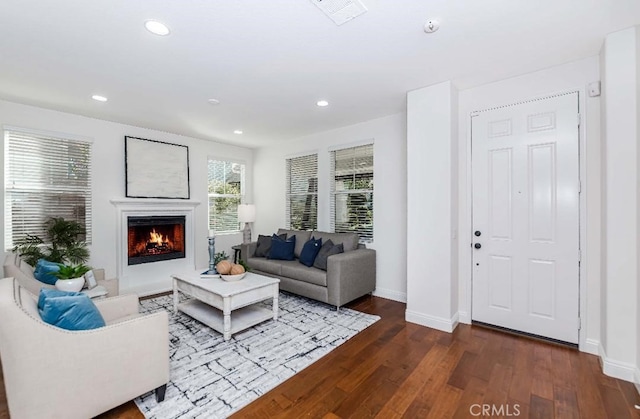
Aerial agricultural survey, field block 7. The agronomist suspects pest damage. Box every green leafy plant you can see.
[53,264,91,280]
[12,217,89,266]
[213,251,229,265]
[237,259,251,272]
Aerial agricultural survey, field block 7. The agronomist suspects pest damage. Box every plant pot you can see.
[55,277,85,292]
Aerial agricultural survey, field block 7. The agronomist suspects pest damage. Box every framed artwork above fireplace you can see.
[125,136,190,199]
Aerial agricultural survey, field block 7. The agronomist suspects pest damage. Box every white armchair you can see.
[0,277,169,419]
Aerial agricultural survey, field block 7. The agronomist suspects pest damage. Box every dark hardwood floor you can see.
[2,296,639,418]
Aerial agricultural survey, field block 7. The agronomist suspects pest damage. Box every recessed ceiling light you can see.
[316,100,329,107]
[424,19,440,33]
[208,98,220,106]
[234,130,243,135]
[91,95,108,102]
[145,20,170,36]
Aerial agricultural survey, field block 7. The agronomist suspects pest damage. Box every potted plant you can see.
[53,264,91,292]
[12,217,90,266]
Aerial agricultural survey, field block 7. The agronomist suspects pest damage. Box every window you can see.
[286,154,318,230]
[330,144,373,243]
[4,129,92,249]
[208,159,245,233]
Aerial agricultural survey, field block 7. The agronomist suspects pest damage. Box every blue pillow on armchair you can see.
[33,259,61,285]
[269,234,296,260]
[38,288,105,331]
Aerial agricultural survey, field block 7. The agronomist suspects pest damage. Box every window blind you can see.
[4,129,92,249]
[286,154,318,230]
[208,159,245,233]
[330,144,373,243]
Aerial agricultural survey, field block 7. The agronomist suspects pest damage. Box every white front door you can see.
[471,92,580,344]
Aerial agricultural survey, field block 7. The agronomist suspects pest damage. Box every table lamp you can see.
[238,204,256,244]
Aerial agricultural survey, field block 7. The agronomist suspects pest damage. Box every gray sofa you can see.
[240,229,376,308]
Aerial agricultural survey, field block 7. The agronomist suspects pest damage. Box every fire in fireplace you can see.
[127,216,186,265]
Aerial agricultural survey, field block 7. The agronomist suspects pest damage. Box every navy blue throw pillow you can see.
[299,237,323,267]
[255,233,287,258]
[269,234,296,260]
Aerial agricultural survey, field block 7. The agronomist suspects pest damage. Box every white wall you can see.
[600,43,610,364]
[599,26,640,383]
[253,113,407,303]
[456,56,602,354]
[636,25,640,395]
[406,81,459,332]
[0,99,253,295]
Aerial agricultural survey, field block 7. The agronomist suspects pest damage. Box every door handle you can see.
[474,231,481,237]
[474,243,482,249]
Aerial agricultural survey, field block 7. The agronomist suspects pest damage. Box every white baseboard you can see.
[405,309,459,333]
[458,311,471,324]
[581,338,600,356]
[373,287,407,303]
[598,343,638,382]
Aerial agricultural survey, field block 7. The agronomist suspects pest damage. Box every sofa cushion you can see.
[313,240,344,271]
[311,231,359,252]
[255,234,272,257]
[277,229,311,258]
[247,257,283,276]
[38,289,106,330]
[33,259,60,285]
[269,234,296,260]
[280,260,327,287]
[255,233,286,258]
[299,237,322,267]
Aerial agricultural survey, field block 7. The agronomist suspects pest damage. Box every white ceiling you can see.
[1,1,639,147]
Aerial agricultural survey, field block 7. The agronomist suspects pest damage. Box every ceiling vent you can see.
[310,0,368,25]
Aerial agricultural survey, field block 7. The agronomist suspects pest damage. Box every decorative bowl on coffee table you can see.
[220,273,246,281]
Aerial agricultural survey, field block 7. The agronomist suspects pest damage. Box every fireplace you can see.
[127,216,186,265]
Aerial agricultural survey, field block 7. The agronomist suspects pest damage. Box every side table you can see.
[232,244,241,263]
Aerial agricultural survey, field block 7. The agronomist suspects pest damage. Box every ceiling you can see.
[1,1,639,148]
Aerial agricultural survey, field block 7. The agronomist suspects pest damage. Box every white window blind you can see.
[4,129,92,249]
[330,144,373,243]
[286,154,318,230]
[208,159,245,234]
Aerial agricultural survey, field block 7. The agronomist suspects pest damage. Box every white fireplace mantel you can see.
[109,198,201,210]
[111,198,201,295]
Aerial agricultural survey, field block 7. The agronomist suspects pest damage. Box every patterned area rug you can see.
[134,292,380,418]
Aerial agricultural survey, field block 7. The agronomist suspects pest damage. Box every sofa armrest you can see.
[326,248,376,308]
[97,277,119,297]
[240,242,257,261]
[93,268,106,282]
[91,268,119,296]
[93,294,139,323]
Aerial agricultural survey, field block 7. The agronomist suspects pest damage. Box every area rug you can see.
[134,292,380,418]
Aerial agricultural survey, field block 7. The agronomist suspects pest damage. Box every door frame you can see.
[460,88,592,353]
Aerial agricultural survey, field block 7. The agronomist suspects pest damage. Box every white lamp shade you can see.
[238,204,256,223]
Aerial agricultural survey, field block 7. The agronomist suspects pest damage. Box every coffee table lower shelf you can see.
[177,299,274,338]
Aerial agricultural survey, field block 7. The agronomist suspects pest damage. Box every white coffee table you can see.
[171,270,280,341]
